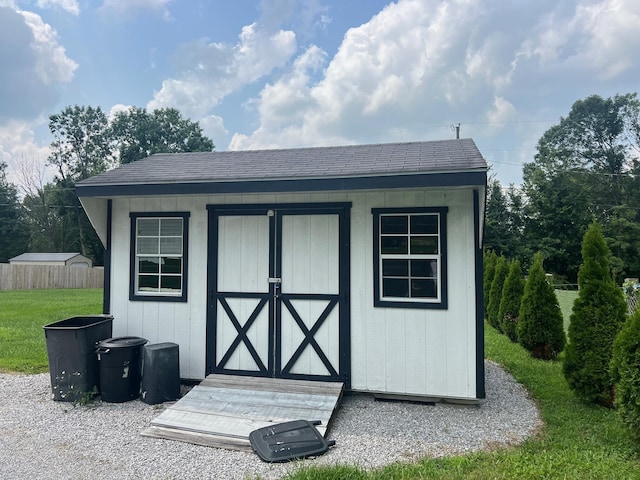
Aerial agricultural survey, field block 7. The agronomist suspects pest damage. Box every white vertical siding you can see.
[280,214,341,377]
[107,186,479,397]
[215,215,270,372]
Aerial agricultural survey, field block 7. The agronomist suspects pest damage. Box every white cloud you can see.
[572,0,640,79]
[0,6,77,123]
[0,120,52,188]
[199,114,227,149]
[147,22,296,119]
[100,0,171,20]
[486,96,516,127]
[227,0,640,158]
[229,45,326,150]
[107,103,134,121]
[20,10,77,85]
[230,0,484,149]
[36,0,80,16]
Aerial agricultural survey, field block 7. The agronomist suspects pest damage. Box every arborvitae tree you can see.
[517,253,566,359]
[611,309,640,442]
[499,259,525,342]
[563,222,627,406]
[483,250,498,320]
[487,256,508,331]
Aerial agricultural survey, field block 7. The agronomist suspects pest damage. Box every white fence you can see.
[0,264,104,290]
[628,291,638,315]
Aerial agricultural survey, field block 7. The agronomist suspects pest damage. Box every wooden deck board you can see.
[141,374,343,451]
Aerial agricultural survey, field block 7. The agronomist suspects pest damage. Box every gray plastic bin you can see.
[141,342,180,405]
[43,315,113,402]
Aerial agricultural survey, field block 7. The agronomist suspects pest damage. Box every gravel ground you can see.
[0,361,541,480]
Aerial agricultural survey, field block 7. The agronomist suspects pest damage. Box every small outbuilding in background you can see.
[9,252,93,268]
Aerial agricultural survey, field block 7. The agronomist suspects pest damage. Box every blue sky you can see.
[1,0,639,188]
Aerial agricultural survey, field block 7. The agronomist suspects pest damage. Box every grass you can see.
[2,289,639,478]
[0,289,103,373]
[285,323,640,479]
[555,289,579,332]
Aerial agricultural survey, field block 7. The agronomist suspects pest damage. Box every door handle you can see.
[269,278,281,299]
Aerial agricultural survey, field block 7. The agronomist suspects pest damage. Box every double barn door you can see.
[207,203,350,384]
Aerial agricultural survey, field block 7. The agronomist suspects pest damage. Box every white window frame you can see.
[129,212,189,302]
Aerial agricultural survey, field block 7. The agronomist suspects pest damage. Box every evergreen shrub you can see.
[517,253,565,359]
[487,256,508,331]
[483,250,498,320]
[563,222,627,406]
[611,309,640,442]
[499,259,524,342]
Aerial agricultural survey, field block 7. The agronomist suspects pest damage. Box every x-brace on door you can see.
[206,203,350,385]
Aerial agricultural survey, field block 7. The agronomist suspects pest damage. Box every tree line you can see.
[0,106,214,264]
[2,92,640,280]
[485,92,640,284]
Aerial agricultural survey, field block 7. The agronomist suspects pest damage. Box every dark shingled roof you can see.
[76,139,487,196]
[80,139,485,184]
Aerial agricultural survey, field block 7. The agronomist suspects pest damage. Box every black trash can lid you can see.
[249,420,335,462]
[97,336,148,348]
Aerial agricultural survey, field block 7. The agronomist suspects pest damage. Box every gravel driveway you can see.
[0,361,541,480]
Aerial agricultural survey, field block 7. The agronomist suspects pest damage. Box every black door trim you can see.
[206,202,351,387]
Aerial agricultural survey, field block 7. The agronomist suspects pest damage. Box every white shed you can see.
[76,139,487,402]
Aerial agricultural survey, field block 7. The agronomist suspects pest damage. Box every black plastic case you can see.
[249,420,335,462]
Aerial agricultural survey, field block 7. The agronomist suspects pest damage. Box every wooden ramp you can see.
[141,374,344,452]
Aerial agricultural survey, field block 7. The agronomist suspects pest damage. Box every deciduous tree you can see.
[0,162,28,261]
[110,107,214,164]
[522,93,640,282]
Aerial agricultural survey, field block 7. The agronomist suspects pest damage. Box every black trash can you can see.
[141,342,180,405]
[95,336,148,403]
[43,315,113,402]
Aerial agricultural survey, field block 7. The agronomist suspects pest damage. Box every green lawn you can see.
[555,289,579,332]
[285,324,640,479]
[0,289,103,373]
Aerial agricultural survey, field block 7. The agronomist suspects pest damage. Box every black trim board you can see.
[474,189,486,399]
[103,199,112,314]
[77,171,487,198]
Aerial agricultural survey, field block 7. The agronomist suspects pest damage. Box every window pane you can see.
[160,218,183,236]
[412,279,437,298]
[411,259,437,278]
[383,278,409,297]
[411,215,438,234]
[137,218,159,236]
[160,237,182,255]
[161,257,182,274]
[381,216,407,234]
[138,275,158,291]
[410,236,438,254]
[160,275,181,292]
[137,237,159,255]
[139,258,160,273]
[382,259,408,277]
[381,236,408,254]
